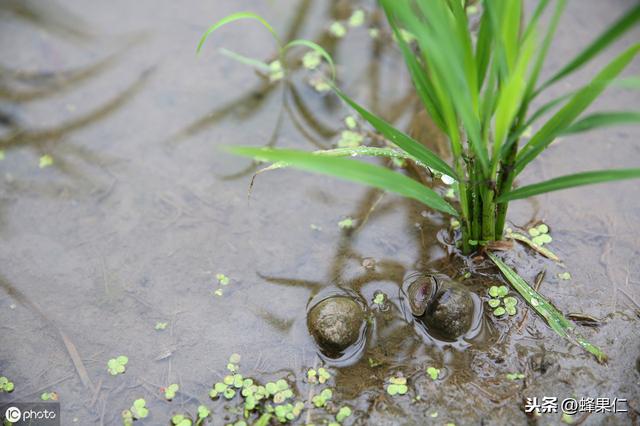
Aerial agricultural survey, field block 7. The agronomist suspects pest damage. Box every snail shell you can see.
[407,274,439,316]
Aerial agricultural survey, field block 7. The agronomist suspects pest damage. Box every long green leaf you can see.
[515,44,640,175]
[562,111,640,135]
[497,168,640,202]
[282,39,336,80]
[331,85,457,179]
[197,12,281,53]
[537,4,640,92]
[228,146,459,216]
[488,253,607,363]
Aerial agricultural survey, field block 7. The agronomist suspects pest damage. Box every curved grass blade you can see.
[562,111,640,135]
[282,39,336,80]
[331,85,457,179]
[248,146,433,193]
[516,44,640,175]
[197,12,281,54]
[537,4,640,93]
[228,146,459,216]
[497,168,640,202]
[487,252,607,363]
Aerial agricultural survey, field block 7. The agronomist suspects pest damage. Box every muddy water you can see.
[1,0,639,425]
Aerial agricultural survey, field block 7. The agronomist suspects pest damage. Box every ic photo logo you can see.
[5,406,21,422]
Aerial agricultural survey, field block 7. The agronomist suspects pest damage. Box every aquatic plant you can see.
[107,355,128,375]
[200,1,640,254]
[0,376,15,393]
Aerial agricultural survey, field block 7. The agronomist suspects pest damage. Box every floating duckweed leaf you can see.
[505,305,517,316]
[311,388,333,407]
[164,383,179,400]
[107,356,128,375]
[338,217,355,229]
[131,398,149,419]
[493,307,506,317]
[39,154,54,168]
[329,22,347,38]
[489,286,500,298]
[337,130,364,148]
[268,60,284,82]
[336,406,352,422]
[532,234,552,246]
[345,116,357,130]
[216,273,230,285]
[558,272,572,280]
[302,51,322,70]
[318,367,331,384]
[309,75,331,92]
[0,376,15,393]
[155,322,168,330]
[348,9,365,27]
[171,414,192,426]
[307,369,317,383]
[214,289,223,296]
[537,224,549,234]
[504,297,518,307]
[426,367,440,381]
[488,299,501,308]
[386,376,408,396]
[373,292,386,306]
[497,286,509,297]
[506,372,525,381]
[224,387,236,399]
[197,405,210,420]
[265,382,278,395]
[528,227,540,237]
[41,391,58,401]
[122,409,133,426]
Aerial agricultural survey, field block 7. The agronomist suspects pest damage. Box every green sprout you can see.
[164,383,179,400]
[386,376,408,396]
[107,356,128,376]
[426,367,440,381]
[311,388,333,407]
[0,376,15,393]
[130,398,149,419]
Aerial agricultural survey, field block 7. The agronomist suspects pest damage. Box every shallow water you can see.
[1,0,639,425]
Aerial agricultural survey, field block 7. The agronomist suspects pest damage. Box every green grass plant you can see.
[199,1,640,254]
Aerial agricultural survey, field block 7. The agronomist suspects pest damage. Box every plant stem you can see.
[481,188,495,242]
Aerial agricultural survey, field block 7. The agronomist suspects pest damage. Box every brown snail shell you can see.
[407,274,438,316]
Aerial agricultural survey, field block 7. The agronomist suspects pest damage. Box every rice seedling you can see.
[199,1,640,254]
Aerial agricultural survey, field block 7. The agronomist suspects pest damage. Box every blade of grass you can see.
[229,146,459,216]
[219,48,271,73]
[537,4,640,93]
[497,168,640,202]
[197,12,281,53]
[487,252,607,363]
[515,44,640,175]
[282,39,336,80]
[331,85,457,179]
[562,111,640,134]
